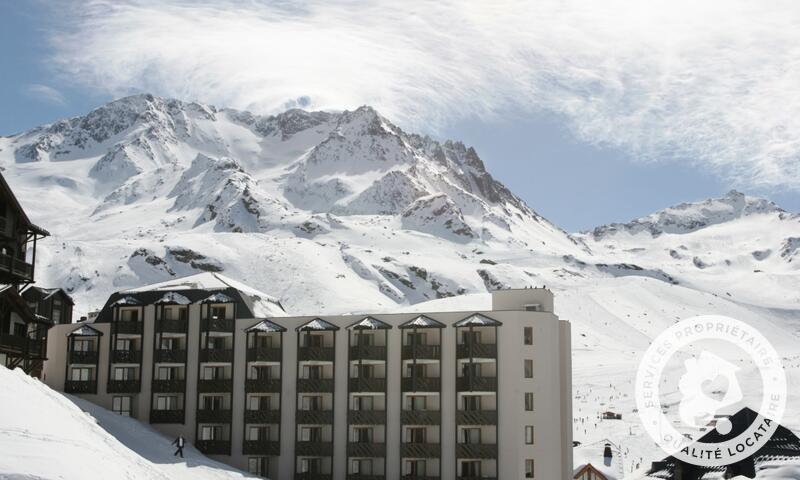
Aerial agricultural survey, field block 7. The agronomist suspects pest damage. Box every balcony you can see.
[295,474,332,480]
[347,442,386,458]
[348,410,386,425]
[154,349,186,363]
[456,343,497,359]
[197,378,233,392]
[0,252,33,282]
[151,379,185,393]
[111,349,141,363]
[195,440,231,455]
[401,410,441,425]
[114,321,142,335]
[295,441,333,456]
[401,377,440,392]
[456,377,497,392]
[401,442,441,458]
[456,443,498,459]
[297,378,335,393]
[247,347,282,362]
[197,409,231,423]
[347,475,384,480]
[69,350,98,364]
[348,377,386,393]
[158,318,186,334]
[456,477,497,480]
[107,379,140,393]
[402,344,440,360]
[298,346,335,362]
[201,317,234,332]
[349,345,386,361]
[399,476,440,480]
[456,410,498,425]
[296,409,333,425]
[242,440,280,455]
[246,378,282,392]
[64,380,97,394]
[244,409,281,424]
[199,348,233,363]
[150,409,184,424]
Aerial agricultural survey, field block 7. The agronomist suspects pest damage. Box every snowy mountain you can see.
[2,95,800,477]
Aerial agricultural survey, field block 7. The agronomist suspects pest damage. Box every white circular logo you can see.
[635,315,786,467]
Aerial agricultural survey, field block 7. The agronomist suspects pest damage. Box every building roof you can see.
[111,296,143,306]
[197,292,234,304]
[573,439,622,480]
[245,319,287,333]
[25,286,75,305]
[398,315,445,329]
[297,318,340,332]
[0,172,49,237]
[347,316,392,330]
[153,292,192,305]
[67,324,103,337]
[452,313,502,327]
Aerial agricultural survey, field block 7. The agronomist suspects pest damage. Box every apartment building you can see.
[44,272,573,480]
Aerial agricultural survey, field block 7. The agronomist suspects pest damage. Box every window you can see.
[353,396,373,411]
[207,336,226,349]
[525,425,535,444]
[525,459,535,478]
[121,309,139,322]
[210,306,226,320]
[157,366,177,380]
[156,395,178,410]
[300,458,320,474]
[202,366,225,380]
[524,304,541,312]
[253,334,273,348]
[407,332,426,346]
[354,364,374,378]
[202,395,224,410]
[354,332,374,346]
[302,395,322,411]
[353,427,373,443]
[406,427,426,443]
[352,459,373,474]
[52,307,62,324]
[461,330,481,345]
[300,427,321,442]
[12,322,26,337]
[524,359,534,378]
[115,338,132,351]
[160,337,175,350]
[248,426,269,441]
[251,365,273,380]
[200,425,222,440]
[462,362,480,377]
[524,326,533,345]
[304,334,323,348]
[114,367,135,381]
[249,395,272,411]
[462,428,481,444]
[406,459,426,476]
[525,392,534,411]
[408,395,426,411]
[407,363,426,378]
[463,395,481,411]
[112,396,132,416]
[248,457,269,477]
[461,461,481,477]
[303,365,322,379]
[72,339,91,352]
[71,367,91,381]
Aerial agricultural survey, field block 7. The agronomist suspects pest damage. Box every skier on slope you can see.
[172,435,185,458]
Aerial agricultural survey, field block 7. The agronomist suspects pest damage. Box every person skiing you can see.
[172,435,185,458]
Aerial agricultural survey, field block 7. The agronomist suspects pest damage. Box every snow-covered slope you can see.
[0,366,255,480]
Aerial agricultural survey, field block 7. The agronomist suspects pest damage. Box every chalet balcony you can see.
[245,378,281,392]
[111,349,141,363]
[244,409,281,424]
[196,409,231,423]
[349,345,386,361]
[64,380,97,394]
[154,349,186,363]
[0,252,33,282]
[297,378,335,393]
[197,378,233,392]
[195,440,231,455]
[69,350,98,364]
[151,379,185,393]
[295,409,333,425]
[199,348,233,363]
[456,410,498,425]
[295,474,333,480]
[401,410,441,425]
[347,475,384,480]
[401,344,441,360]
[298,346,335,362]
[348,377,386,393]
[150,409,184,424]
[456,343,497,359]
[347,442,386,458]
[401,377,440,393]
[201,317,234,332]
[456,377,497,392]
[295,441,333,456]
[107,379,140,393]
[242,440,280,455]
[246,347,282,362]
[348,410,386,425]
[157,318,186,334]
[114,321,142,335]
[401,442,441,458]
[455,443,498,459]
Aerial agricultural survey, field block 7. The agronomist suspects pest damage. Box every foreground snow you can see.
[0,366,256,480]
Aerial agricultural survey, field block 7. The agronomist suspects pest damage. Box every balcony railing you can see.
[347,475,384,480]
[151,379,185,393]
[401,442,441,458]
[297,378,335,393]
[244,409,281,424]
[107,379,140,393]
[69,350,98,364]
[0,253,33,281]
[247,347,282,362]
[197,409,232,423]
[242,440,280,455]
[245,378,281,392]
[347,442,386,458]
[154,349,186,363]
[298,346,335,362]
[296,409,333,425]
[150,409,184,424]
[195,440,231,455]
[456,410,498,425]
[456,343,497,359]
[295,441,333,456]
[64,380,97,394]
[158,318,186,334]
[201,317,234,332]
[199,348,233,363]
[114,321,142,335]
[456,477,497,480]
[401,344,441,360]
[401,410,441,425]
[349,345,386,361]
[455,443,498,459]
[295,474,333,480]
[111,349,141,363]
[348,410,386,425]
[456,377,497,392]
[197,378,233,392]
[398,476,440,480]
[401,377,440,392]
[348,377,386,393]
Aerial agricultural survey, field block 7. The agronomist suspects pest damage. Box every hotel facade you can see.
[43,273,572,480]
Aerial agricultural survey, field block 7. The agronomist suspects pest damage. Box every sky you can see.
[1,1,799,231]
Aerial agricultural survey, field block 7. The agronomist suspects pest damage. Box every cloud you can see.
[25,83,66,106]
[49,0,800,188]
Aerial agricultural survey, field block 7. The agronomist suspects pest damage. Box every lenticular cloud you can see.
[52,0,800,188]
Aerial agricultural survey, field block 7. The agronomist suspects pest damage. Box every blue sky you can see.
[2,1,799,231]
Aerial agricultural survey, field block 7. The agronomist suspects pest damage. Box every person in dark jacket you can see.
[172,435,185,458]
